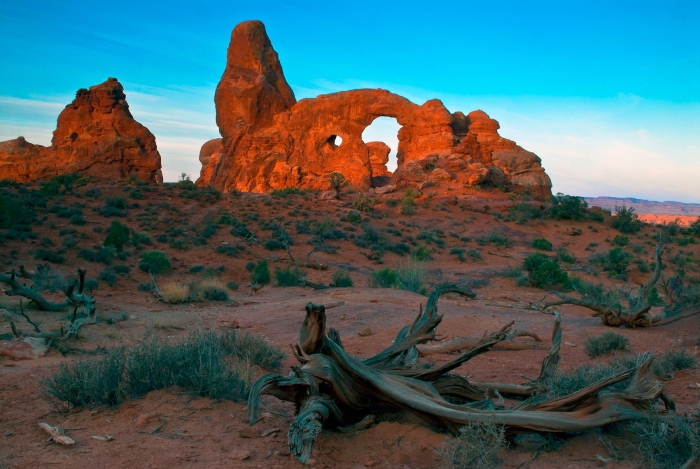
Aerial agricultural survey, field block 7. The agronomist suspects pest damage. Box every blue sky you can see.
[1,1,698,201]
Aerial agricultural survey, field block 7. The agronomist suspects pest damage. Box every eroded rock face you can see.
[198,21,552,197]
[0,78,162,183]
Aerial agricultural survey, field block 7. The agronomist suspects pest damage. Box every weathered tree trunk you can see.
[248,284,673,464]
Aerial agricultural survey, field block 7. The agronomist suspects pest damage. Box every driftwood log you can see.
[248,284,673,464]
[0,267,94,314]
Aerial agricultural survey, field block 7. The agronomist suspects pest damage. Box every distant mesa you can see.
[198,20,552,197]
[0,78,162,183]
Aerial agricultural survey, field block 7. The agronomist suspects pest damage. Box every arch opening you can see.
[327,135,342,147]
[362,116,401,187]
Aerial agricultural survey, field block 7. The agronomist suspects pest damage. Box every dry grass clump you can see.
[191,277,229,301]
[440,418,506,469]
[159,282,191,303]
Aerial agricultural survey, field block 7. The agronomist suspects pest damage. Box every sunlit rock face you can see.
[198,20,552,197]
[0,78,162,183]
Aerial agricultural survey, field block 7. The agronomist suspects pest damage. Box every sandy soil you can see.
[1,180,699,468]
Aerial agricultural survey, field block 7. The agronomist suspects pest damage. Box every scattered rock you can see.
[260,427,281,437]
[38,423,75,445]
[364,460,376,467]
[374,184,397,195]
[228,450,251,460]
[0,337,49,360]
[238,427,259,438]
[358,327,372,337]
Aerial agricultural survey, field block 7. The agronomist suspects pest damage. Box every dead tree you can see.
[2,270,97,343]
[417,329,544,356]
[0,267,95,315]
[533,237,700,327]
[248,284,673,464]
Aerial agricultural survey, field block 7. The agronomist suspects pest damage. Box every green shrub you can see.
[523,253,569,289]
[351,194,376,212]
[440,419,506,469]
[477,230,510,247]
[583,332,630,358]
[42,329,284,411]
[548,193,588,220]
[139,250,170,274]
[330,270,353,287]
[347,209,363,224]
[611,234,629,246]
[98,267,118,287]
[137,282,153,292]
[113,265,130,275]
[99,197,128,217]
[250,260,270,285]
[604,247,633,277]
[411,246,432,261]
[79,246,114,265]
[396,260,427,294]
[33,265,69,292]
[506,203,544,224]
[216,245,240,257]
[369,268,397,288]
[450,247,466,261]
[588,211,605,222]
[103,220,130,251]
[34,248,65,264]
[274,265,305,287]
[631,411,700,469]
[400,188,417,215]
[189,265,204,273]
[556,247,576,264]
[532,237,552,251]
[263,239,286,251]
[612,205,642,233]
[226,281,239,290]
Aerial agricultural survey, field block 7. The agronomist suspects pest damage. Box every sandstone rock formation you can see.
[0,78,162,183]
[198,21,552,197]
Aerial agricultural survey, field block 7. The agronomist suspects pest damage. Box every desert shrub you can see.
[351,194,376,212]
[353,225,386,252]
[32,265,69,292]
[440,418,506,469]
[630,411,700,469]
[498,266,524,278]
[42,347,127,409]
[131,231,152,249]
[588,211,605,222]
[548,193,588,220]
[189,265,204,274]
[40,237,54,246]
[506,203,544,224]
[226,281,239,290]
[160,282,191,303]
[689,217,700,236]
[250,260,270,285]
[274,265,305,287]
[541,360,635,399]
[99,197,128,217]
[532,237,552,251]
[129,189,143,200]
[583,332,630,358]
[139,250,170,274]
[85,188,101,198]
[450,247,466,261]
[137,282,153,292]
[34,248,65,264]
[417,229,445,248]
[611,234,629,246]
[216,245,240,257]
[412,246,432,261]
[98,267,118,287]
[612,205,642,234]
[523,253,569,289]
[270,187,310,198]
[330,270,353,287]
[264,239,286,251]
[191,277,228,301]
[556,247,576,264]
[83,278,99,291]
[346,209,363,224]
[400,188,417,215]
[396,260,427,294]
[603,247,633,277]
[113,265,130,275]
[369,268,397,288]
[103,220,130,251]
[79,246,114,265]
[477,230,510,247]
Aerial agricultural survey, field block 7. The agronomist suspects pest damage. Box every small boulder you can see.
[0,337,49,360]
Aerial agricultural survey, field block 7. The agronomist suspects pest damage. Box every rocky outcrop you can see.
[198,21,552,197]
[0,78,162,183]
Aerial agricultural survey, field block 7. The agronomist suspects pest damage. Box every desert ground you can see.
[1,176,700,469]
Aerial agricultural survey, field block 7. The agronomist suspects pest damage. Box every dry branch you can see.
[0,267,94,315]
[417,330,544,356]
[248,284,672,464]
